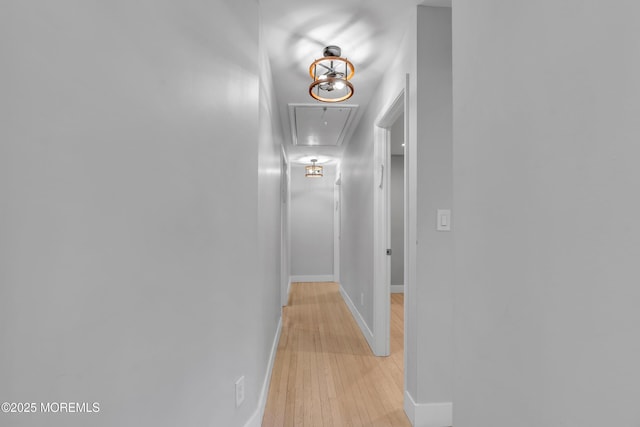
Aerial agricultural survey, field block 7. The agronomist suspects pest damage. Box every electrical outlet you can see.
[235,376,245,407]
[360,292,364,306]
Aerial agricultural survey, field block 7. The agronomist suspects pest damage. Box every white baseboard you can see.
[243,316,282,427]
[290,275,335,283]
[338,285,375,353]
[390,284,405,293]
[404,391,452,427]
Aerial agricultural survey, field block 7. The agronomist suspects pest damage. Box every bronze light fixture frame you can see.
[305,159,323,178]
[309,46,355,103]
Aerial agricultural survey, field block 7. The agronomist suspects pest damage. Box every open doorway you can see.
[388,112,406,392]
[372,80,408,359]
[334,169,341,284]
[280,150,290,306]
[389,114,405,296]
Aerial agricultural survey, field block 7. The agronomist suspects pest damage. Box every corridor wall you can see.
[0,2,282,426]
[290,164,335,281]
[453,1,640,425]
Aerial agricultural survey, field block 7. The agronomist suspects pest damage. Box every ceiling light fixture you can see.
[305,159,323,178]
[309,46,354,103]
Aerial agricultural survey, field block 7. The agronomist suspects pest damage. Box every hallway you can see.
[262,283,409,427]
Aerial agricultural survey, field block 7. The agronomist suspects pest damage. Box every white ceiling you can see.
[260,0,430,166]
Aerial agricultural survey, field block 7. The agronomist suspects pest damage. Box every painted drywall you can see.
[290,164,335,277]
[0,2,281,426]
[453,1,640,426]
[415,5,453,404]
[390,155,405,287]
[256,9,286,423]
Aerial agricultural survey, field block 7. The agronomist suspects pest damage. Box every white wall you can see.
[290,164,335,279]
[415,5,453,405]
[0,1,281,426]
[390,155,405,287]
[256,7,286,423]
[453,1,640,426]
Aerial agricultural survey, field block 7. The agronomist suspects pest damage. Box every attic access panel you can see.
[288,104,359,147]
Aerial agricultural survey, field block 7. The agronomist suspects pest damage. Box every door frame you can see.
[333,166,341,284]
[280,148,291,306]
[372,76,409,357]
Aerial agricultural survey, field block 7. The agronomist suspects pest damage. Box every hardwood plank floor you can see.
[262,282,410,427]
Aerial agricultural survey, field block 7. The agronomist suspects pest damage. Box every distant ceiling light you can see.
[309,46,354,103]
[305,159,323,178]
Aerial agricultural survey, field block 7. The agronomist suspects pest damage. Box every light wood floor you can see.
[262,282,409,427]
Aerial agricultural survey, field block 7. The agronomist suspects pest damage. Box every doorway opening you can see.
[388,110,406,398]
[372,79,408,361]
[280,150,290,306]
[389,114,405,297]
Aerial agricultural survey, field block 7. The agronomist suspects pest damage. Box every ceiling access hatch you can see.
[288,104,359,147]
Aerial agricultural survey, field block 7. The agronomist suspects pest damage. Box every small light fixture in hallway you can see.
[309,45,354,103]
[305,159,323,178]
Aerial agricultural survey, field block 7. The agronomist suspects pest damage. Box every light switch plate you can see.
[437,209,451,231]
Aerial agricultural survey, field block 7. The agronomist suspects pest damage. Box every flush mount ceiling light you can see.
[309,45,355,103]
[305,159,323,178]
